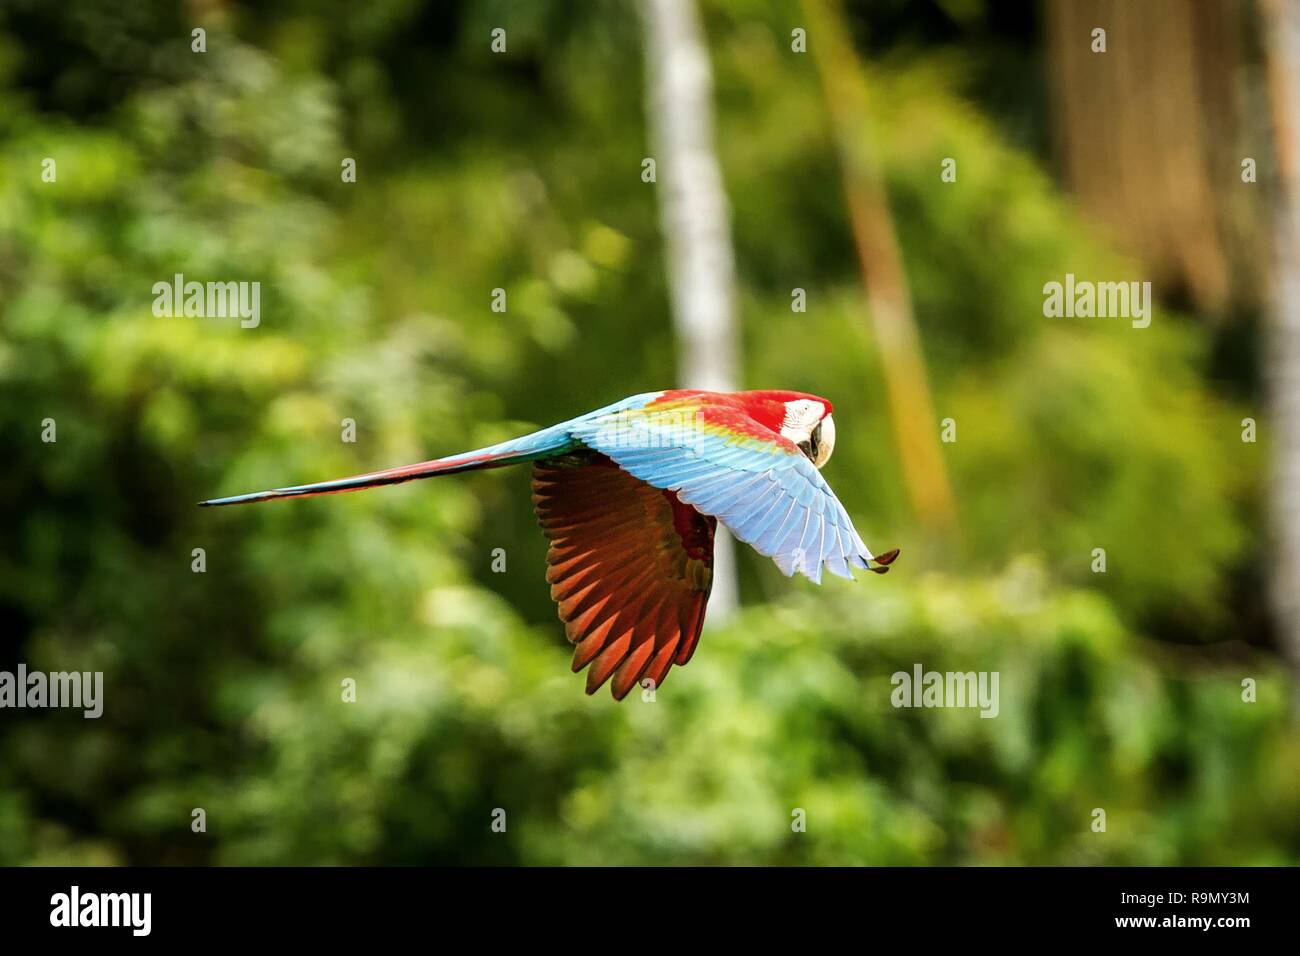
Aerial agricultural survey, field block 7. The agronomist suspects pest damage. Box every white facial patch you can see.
[779,399,825,445]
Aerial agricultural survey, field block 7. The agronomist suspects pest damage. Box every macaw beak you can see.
[815,413,836,468]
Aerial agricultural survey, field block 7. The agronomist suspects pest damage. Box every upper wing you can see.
[532,453,713,700]
[569,397,876,583]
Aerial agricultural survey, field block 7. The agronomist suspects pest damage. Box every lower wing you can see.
[533,452,713,699]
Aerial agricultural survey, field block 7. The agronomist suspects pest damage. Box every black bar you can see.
[0,866,1283,941]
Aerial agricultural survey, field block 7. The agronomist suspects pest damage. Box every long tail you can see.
[200,426,581,507]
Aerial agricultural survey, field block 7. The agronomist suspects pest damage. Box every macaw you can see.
[201,389,897,699]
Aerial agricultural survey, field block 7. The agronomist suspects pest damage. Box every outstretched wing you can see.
[570,397,878,583]
[532,453,713,700]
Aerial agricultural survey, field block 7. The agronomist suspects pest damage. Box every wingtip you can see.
[825,556,856,581]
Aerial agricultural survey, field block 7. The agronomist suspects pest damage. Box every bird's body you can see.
[202,389,897,698]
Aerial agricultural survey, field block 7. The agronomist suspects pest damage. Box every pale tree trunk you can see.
[1263,0,1300,707]
[640,0,740,618]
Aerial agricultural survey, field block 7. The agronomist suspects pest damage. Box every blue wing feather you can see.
[570,409,876,583]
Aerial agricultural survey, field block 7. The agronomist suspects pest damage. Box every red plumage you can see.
[532,453,714,699]
[649,389,833,438]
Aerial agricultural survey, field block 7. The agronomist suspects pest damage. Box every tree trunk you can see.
[1263,0,1300,706]
[640,0,740,618]
[1044,0,1257,316]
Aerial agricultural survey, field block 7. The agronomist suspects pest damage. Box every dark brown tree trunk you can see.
[1045,0,1259,315]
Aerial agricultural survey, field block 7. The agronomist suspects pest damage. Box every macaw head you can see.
[779,397,836,469]
[738,391,837,469]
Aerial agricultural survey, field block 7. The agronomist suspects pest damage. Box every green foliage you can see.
[0,4,1290,865]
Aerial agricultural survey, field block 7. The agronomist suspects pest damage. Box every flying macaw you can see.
[201,389,897,699]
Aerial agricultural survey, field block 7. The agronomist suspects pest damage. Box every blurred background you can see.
[2,0,1298,865]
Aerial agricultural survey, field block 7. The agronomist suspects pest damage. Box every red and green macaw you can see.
[202,389,898,699]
